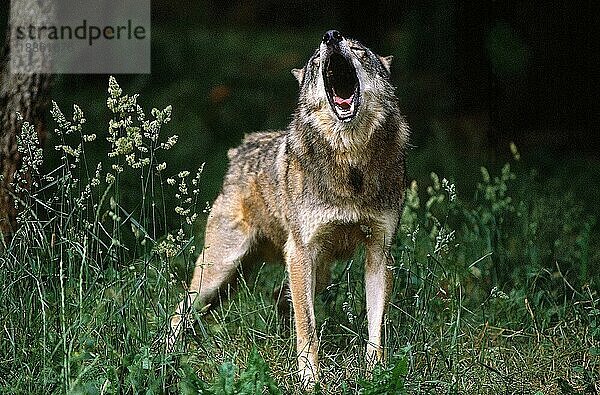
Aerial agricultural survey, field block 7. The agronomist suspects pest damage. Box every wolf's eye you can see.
[350,46,366,59]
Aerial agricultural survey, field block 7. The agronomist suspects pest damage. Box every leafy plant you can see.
[179,348,281,395]
[356,352,408,395]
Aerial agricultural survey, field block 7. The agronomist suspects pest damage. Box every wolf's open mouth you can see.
[323,52,360,121]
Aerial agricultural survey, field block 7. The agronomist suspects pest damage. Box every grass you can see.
[1,78,598,394]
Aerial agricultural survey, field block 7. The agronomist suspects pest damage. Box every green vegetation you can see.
[1,78,598,394]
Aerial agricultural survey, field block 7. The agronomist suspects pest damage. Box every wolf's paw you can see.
[165,313,184,352]
[365,343,384,374]
[297,353,319,391]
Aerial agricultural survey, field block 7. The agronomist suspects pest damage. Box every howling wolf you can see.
[169,29,409,388]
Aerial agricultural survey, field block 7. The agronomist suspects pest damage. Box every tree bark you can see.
[0,1,53,237]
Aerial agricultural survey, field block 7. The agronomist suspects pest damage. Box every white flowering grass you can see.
[0,77,207,393]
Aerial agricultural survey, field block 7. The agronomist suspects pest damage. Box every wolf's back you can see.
[223,130,286,190]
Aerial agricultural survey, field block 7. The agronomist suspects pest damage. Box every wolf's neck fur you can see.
[289,103,408,168]
[283,111,407,211]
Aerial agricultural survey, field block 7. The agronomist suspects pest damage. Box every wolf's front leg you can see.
[364,244,393,370]
[285,236,319,388]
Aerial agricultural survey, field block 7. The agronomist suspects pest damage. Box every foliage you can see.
[179,348,281,395]
[355,352,408,395]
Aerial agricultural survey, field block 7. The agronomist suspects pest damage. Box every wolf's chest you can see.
[294,202,398,248]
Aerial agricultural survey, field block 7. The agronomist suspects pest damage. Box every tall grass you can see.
[1,77,199,393]
[0,78,598,394]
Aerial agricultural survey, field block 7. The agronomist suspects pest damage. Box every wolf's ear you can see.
[291,68,304,84]
[379,55,393,73]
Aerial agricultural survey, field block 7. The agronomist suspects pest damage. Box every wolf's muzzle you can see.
[321,30,360,122]
[322,30,343,47]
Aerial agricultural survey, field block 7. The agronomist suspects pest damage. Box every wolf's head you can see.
[291,30,398,150]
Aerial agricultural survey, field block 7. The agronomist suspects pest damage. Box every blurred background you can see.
[1,0,598,218]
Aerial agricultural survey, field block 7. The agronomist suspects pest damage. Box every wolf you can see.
[169,30,410,388]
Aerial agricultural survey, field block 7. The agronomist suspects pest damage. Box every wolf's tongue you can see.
[334,95,353,110]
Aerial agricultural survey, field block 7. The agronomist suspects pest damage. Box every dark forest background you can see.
[1,0,598,216]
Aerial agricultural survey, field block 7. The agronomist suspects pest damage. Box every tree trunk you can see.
[0,2,53,238]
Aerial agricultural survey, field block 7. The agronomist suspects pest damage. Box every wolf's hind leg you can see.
[168,195,256,348]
